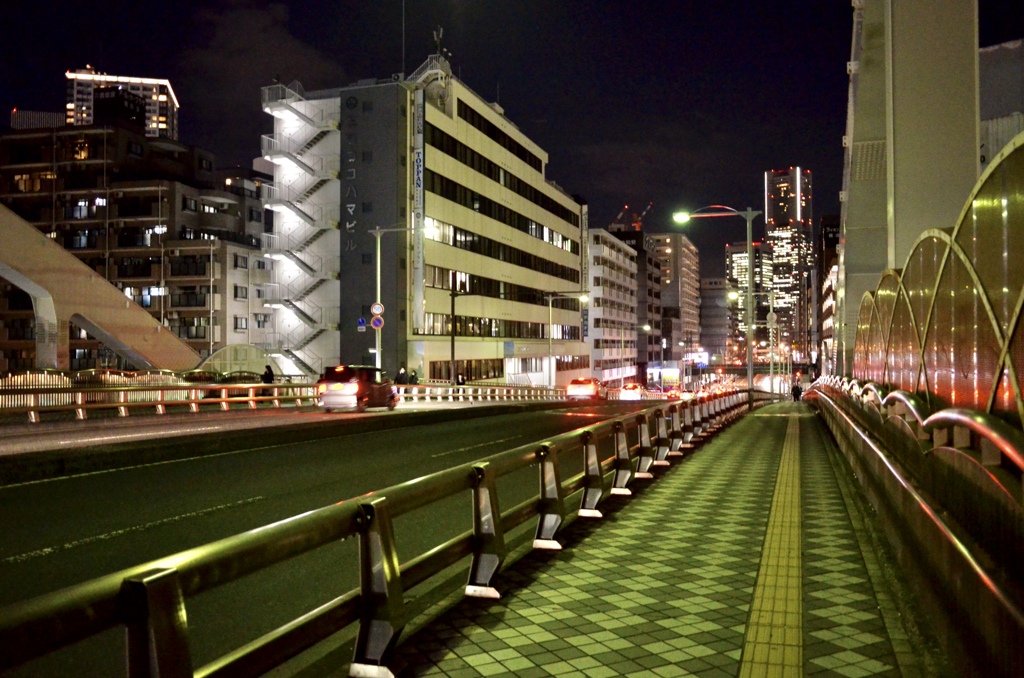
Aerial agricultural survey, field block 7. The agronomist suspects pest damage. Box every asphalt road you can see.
[0,400,649,676]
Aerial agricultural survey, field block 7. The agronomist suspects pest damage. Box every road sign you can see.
[370,302,384,315]
[357,317,366,332]
[370,315,384,330]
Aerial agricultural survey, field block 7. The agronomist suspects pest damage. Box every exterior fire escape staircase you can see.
[261,82,341,377]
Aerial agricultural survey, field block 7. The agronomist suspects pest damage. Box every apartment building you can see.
[0,124,269,372]
[585,229,638,386]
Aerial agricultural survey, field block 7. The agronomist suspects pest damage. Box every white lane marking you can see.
[430,435,523,458]
[2,496,265,564]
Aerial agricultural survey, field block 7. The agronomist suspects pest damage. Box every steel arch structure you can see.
[854,131,1024,426]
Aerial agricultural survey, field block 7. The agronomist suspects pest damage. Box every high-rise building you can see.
[66,66,179,140]
[608,218,662,385]
[725,240,772,343]
[650,233,700,363]
[260,55,587,383]
[764,167,813,359]
[585,229,638,386]
[699,278,737,367]
[818,214,841,376]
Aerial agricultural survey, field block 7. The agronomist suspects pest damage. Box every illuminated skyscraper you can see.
[764,167,813,359]
[66,66,179,140]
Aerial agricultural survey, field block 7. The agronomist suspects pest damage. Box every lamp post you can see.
[449,270,475,385]
[545,291,588,388]
[674,206,762,410]
[369,223,426,371]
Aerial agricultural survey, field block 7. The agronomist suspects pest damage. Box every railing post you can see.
[653,409,672,464]
[351,498,404,678]
[220,388,230,411]
[666,404,684,455]
[465,462,507,599]
[534,443,565,550]
[247,387,258,410]
[75,391,87,420]
[155,389,166,415]
[272,386,281,409]
[121,567,192,678]
[118,390,129,418]
[634,414,656,478]
[579,430,608,517]
[611,420,634,495]
[28,392,39,424]
[189,389,199,413]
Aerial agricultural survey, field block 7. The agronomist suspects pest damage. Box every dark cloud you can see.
[178,0,349,166]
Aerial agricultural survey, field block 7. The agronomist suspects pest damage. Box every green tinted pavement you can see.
[388,402,951,677]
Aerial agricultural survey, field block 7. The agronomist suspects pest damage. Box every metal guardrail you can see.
[0,381,574,424]
[0,390,746,677]
[808,377,1024,676]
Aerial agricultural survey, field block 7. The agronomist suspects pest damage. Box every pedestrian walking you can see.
[409,370,419,385]
[791,383,802,401]
[261,365,274,397]
[395,368,409,384]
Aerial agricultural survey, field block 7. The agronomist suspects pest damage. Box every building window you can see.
[234,285,247,299]
[362,100,374,112]
[234,254,248,269]
[182,197,197,212]
[362,253,372,265]
[362,150,373,163]
[362,201,373,213]
[248,207,263,223]
[254,313,270,329]
[201,203,217,214]
[234,316,248,330]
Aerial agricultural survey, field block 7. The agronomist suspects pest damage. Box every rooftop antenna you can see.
[401,0,406,76]
[433,26,443,54]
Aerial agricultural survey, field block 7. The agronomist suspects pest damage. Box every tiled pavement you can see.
[388,402,952,677]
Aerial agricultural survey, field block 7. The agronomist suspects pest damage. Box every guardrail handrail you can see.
[0,390,745,676]
[922,407,1024,475]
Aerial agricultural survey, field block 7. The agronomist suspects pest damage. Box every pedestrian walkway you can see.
[388,402,952,677]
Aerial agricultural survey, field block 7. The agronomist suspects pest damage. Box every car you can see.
[665,387,682,399]
[566,377,608,400]
[619,383,644,400]
[316,365,398,412]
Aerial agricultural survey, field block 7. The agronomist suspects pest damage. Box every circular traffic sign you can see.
[370,302,385,315]
[370,315,385,330]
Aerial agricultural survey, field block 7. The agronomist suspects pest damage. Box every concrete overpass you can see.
[0,204,200,371]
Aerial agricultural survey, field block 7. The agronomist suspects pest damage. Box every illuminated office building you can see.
[261,54,587,383]
[764,167,813,358]
[66,66,179,140]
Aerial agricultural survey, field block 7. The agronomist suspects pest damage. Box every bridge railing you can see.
[0,390,746,677]
[808,376,1024,676]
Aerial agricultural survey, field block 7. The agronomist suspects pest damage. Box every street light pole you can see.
[369,223,427,371]
[673,205,762,409]
[545,291,588,389]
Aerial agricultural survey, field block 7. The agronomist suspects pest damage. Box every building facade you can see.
[0,124,269,372]
[650,232,700,362]
[764,167,813,360]
[261,55,588,384]
[607,224,662,385]
[725,240,772,349]
[699,277,736,366]
[585,229,638,386]
[66,66,179,140]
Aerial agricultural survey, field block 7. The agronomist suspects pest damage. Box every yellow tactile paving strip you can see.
[739,414,803,677]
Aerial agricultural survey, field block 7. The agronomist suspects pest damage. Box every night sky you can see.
[3,1,1022,276]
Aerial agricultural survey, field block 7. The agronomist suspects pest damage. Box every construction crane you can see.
[631,201,653,231]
